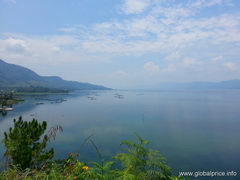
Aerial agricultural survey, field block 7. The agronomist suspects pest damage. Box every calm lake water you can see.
[0,90,240,178]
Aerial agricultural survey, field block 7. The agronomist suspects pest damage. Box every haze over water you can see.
[0,90,240,177]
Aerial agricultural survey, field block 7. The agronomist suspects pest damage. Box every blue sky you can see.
[0,0,240,88]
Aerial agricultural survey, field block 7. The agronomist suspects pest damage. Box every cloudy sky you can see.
[0,0,240,88]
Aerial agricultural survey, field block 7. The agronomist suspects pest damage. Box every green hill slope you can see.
[0,59,110,91]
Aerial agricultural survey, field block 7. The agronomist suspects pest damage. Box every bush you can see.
[113,135,173,179]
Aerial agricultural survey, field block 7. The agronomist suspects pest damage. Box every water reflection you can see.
[0,90,240,177]
[0,91,98,121]
[0,111,7,117]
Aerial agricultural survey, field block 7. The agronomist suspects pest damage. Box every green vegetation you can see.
[0,92,24,108]
[3,117,54,169]
[0,118,185,180]
[0,92,24,116]
[12,86,69,94]
[0,92,14,108]
[0,59,110,91]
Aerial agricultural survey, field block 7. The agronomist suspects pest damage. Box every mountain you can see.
[0,59,110,91]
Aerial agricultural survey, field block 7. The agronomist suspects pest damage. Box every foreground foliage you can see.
[3,117,54,169]
[0,118,185,180]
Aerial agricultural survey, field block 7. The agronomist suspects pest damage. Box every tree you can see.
[0,91,14,108]
[3,117,54,169]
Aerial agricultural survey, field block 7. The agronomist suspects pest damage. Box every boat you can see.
[114,94,124,99]
[4,107,13,111]
[87,96,97,100]
[36,102,44,105]
[0,107,13,111]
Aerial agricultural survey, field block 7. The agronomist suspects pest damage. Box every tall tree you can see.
[3,117,54,169]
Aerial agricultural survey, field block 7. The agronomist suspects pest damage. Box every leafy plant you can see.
[3,117,54,170]
[90,161,115,179]
[114,135,173,180]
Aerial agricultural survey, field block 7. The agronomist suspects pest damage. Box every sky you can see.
[0,0,240,89]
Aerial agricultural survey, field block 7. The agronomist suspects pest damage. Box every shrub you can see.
[113,135,173,179]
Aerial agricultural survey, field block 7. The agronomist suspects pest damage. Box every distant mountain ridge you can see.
[151,80,240,90]
[0,59,110,91]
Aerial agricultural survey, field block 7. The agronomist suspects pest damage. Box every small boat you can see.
[114,94,124,99]
[36,102,44,105]
[4,107,13,111]
[0,107,13,111]
[87,96,97,100]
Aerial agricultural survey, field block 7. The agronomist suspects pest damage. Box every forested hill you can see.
[0,59,110,91]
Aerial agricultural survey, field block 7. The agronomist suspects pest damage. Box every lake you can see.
[0,90,240,178]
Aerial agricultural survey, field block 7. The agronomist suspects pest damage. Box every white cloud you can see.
[211,56,223,63]
[182,58,201,67]
[80,11,240,56]
[1,0,239,63]
[52,46,61,53]
[0,35,107,66]
[3,38,28,53]
[190,0,233,8]
[49,1,240,57]
[223,62,238,71]
[162,63,175,72]
[144,61,160,73]
[161,57,202,73]
[165,52,182,62]
[0,0,240,86]
[120,0,151,14]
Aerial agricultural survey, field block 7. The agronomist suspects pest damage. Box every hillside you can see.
[0,59,110,91]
